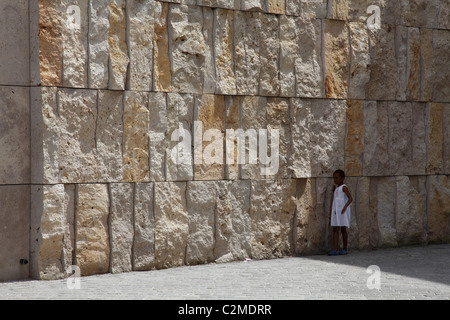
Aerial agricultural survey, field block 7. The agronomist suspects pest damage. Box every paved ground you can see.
[1,244,449,300]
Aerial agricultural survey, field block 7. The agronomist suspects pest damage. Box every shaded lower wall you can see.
[29,175,449,280]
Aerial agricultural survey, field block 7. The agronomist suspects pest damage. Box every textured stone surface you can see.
[154,182,189,269]
[0,0,29,86]
[348,22,370,100]
[427,175,450,244]
[76,184,110,276]
[153,1,171,92]
[0,186,30,282]
[324,19,349,99]
[0,87,30,184]
[345,100,364,177]
[110,183,134,274]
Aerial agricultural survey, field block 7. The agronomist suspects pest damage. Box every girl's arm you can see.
[341,186,353,214]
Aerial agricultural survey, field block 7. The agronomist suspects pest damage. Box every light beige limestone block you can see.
[108,0,129,90]
[214,9,236,95]
[280,15,297,97]
[97,90,124,182]
[225,96,240,180]
[354,177,379,250]
[149,92,168,182]
[30,185,69,280]
[348,22,370,100]
[197,0,240,10]
[194,95,226,180]
[58,89,99,183]
[127,0,154,91]
[345,100,364,177]
[88,0,109,89]
[294,16,323,98]
[110,183,134,274]
[412,103,427,175]
[251,179,297,259]
[154,182,189,269]
[186,181,216,265]
[268,0,285,14]
[76,184,110,276]
[133,183,155,270]
[241,0,266,12]
[324,19,350,99]
[61,0,89,88]
[362,101,389,176]
[123,91,150,182]
[400,0,440,28]
[376,177,397,247]
[432,30,450,102]
[0,87,30,184]
[166,93,194,181]
[234,11,261,96]
[259,13,280,96]
[168,4,208,94]
[327,0,349,20]
[214,180,252,262]
[289,98,312,178]
[287,0,327,18]
[388,102,413,176]
[153,1,172,92]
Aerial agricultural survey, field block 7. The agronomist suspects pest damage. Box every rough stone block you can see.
[388,102,413,176]
[153,1,172,92]
[123,91,150,182]
[345,100,364,177]
[268,0,285,14]
[234,11,261,96]
[425,103,444,175]
[224,96,240,180]
[324,19,350,99]
[97,90,124,182]
[432,30,450,102]
[58,88,99,183]
[110,183,134,274]
[76,184,110,276]
[214,180,252,262]
[61,0,89,88]
[241,0,267,12]
[214,9,237,95]
[30,185,72,280]
[251,179,297,259]
[154,182,189,269]
[149,92,168,182]
[133,183,155,271]
[327,0,349,20]
[290,98,312,178]
[127,0,154,91]
[0,86,30,184]
[0,185,30,282]
[279,15,297,97]
[0,0,29,86]
[427,175,450,244]
[197,0,240,10]
[108,0,129,90]
[88,0,110,89]
[259,13,280,96]
[400,0,440,28]
[348,22,370,100]
[194,95,226,180]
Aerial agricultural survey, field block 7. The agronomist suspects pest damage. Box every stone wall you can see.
[0,0,449,281]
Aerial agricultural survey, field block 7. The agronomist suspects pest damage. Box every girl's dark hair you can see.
[334,169,345,178]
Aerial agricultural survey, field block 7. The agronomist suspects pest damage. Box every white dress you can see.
[331,184,351,228]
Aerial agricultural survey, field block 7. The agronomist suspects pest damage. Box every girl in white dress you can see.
[329,169,353,256]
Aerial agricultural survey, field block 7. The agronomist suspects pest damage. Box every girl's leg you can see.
[341,227,348,251]
[333,227,340,251]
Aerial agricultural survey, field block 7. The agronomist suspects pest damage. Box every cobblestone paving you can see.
[1,245,449,300]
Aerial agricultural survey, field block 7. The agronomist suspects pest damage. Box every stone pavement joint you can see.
[1,244,449,300]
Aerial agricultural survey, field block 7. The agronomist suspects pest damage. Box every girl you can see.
[328,169,353,256]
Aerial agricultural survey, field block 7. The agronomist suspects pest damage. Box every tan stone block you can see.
[280,15,297,97]
[345,100,364,177]
[268,0,285,14]
[149,92,168,182]
[76,184,110,276]
[362,101,389,176]
[420,29,434,101]
[354,177,379,249]
[97,90,124,182]
[0,186,30,282]
[388,102,413,176]
[412,103,427,175]
[407,28,421,101]
[154,182,189,269]
[214,180,252,262]
[425,103,444,174]
[427,175,450,243]
[432,30,450,102]
[376,177,397,247]
[290,98,312,178]
[123,91,150,182]
[251,179,296,259]
[61,0,89,88]
[58,89,99,183]
[444,104,450,174]
[194,95,225,180]
[225,96,240,180]
[133,183,155,270]
[438,0,449,29]
[127,0,154,91]
[401,0,440,28]
[197,0,240,10]
[214,9,236,95]
[234,11,261,96]
[348,22,370,100]
[0,87,30,184]
[110,183,134,274]
[153,1,171,92]
[287,0,327,18]
[241,0,267,12]
[108,0,129,90]
[259,13,280,96]
[327,0,349,20]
